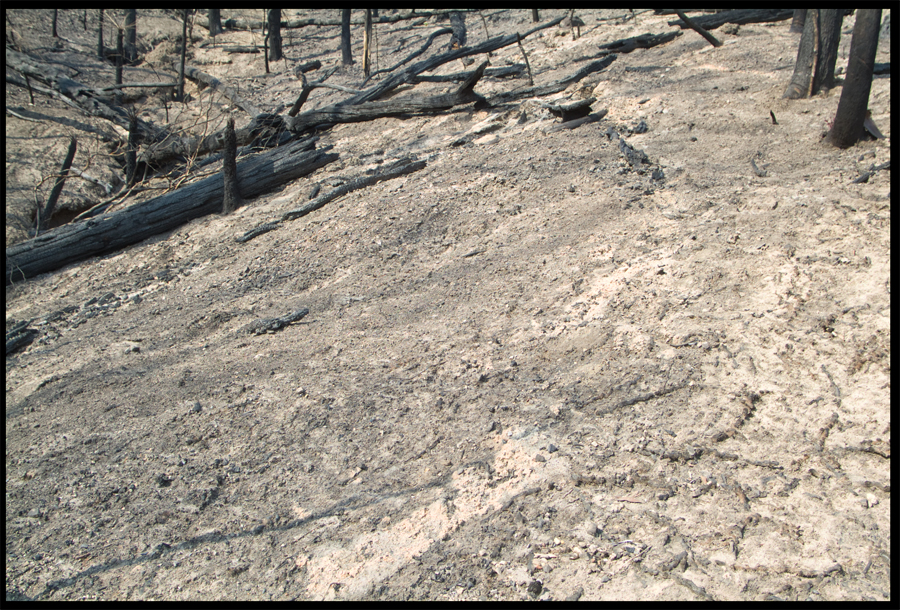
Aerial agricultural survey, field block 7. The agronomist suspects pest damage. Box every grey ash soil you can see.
[6,9,891,601]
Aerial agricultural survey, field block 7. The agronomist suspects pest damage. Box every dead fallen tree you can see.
[286,61,489,133]
[6,47,168,144]
[485,55,617,106]
[667,9,794,30]
[598,31,681,55]
[6,139,338,285]
[139,19,565,170]
[341,16,565,106]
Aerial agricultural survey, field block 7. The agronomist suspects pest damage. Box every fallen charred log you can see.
[667,9,794,30]
[598,32,681,55]
[6,139,338,285]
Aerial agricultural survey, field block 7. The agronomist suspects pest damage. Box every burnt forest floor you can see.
[6,9,891,601]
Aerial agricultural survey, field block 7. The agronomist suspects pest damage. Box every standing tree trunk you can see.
[341,9,353,66]
[267,9,283,62]
[222,117,245,214]
[176,9,189,102]
[208,9,224,37]
[532,10,540,23]
[828,9,882,148]
[124,9,137,64]
[97,9,104,59]
[363,9,373,77]
[125,110,138,187]
[783,9,843,99]
[115,27,124,104]
[52,9,58,37]
[813,9,843,93]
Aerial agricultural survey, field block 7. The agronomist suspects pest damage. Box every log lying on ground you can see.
[342,16,565,106]
[6,139,338,285]
[6,47,168,144]
[667,9,794,30]
[286,61,490,133]
[598,32,681,55]
[412,64,525,83]
[485,55,617,106]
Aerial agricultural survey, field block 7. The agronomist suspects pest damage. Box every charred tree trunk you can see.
[176,10,189,102]
[783,10,843,99]
[7,139,338,284]
[115,27,124,104]
[97,9,104,59]
[813,9,843,94]
[125,111,138,187]
[674,9,721,47]
[532,10,540,23]
[790,9,807,34]
[448,11,467,50]
[363,9,373,77]
[52,9,58,38]
[267,9,283,62]
[828,9,882,148]
[221,117,245,214]
[208,9,224,37]
[38,137,77,234]
[124,9,137,64]
[341,9,353,66]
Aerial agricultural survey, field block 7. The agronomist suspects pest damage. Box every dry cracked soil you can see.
[5,9,891,601]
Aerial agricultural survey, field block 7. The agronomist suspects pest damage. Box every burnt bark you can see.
[221,117,245,214]
[813,10,843,94]
[828,9,882,148]
[208,9,224,37]
[448,11,467,50]
[267,9,283,62]
[286,62,490,133]
[674,10,721,47]
[667,9,793,30]
[97,9,104,59]
[790,9,807,34]
[7,139,338,284]
[363,9,373,77]
[115,27,124,104]
[341,9,353,66]
[125,111,138,187]
[598,31,681,55]
[124,9,137,64]
[343,16,564,106]
[784,10,843,99]
[38,137,77,234]
[177,10,189,102]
